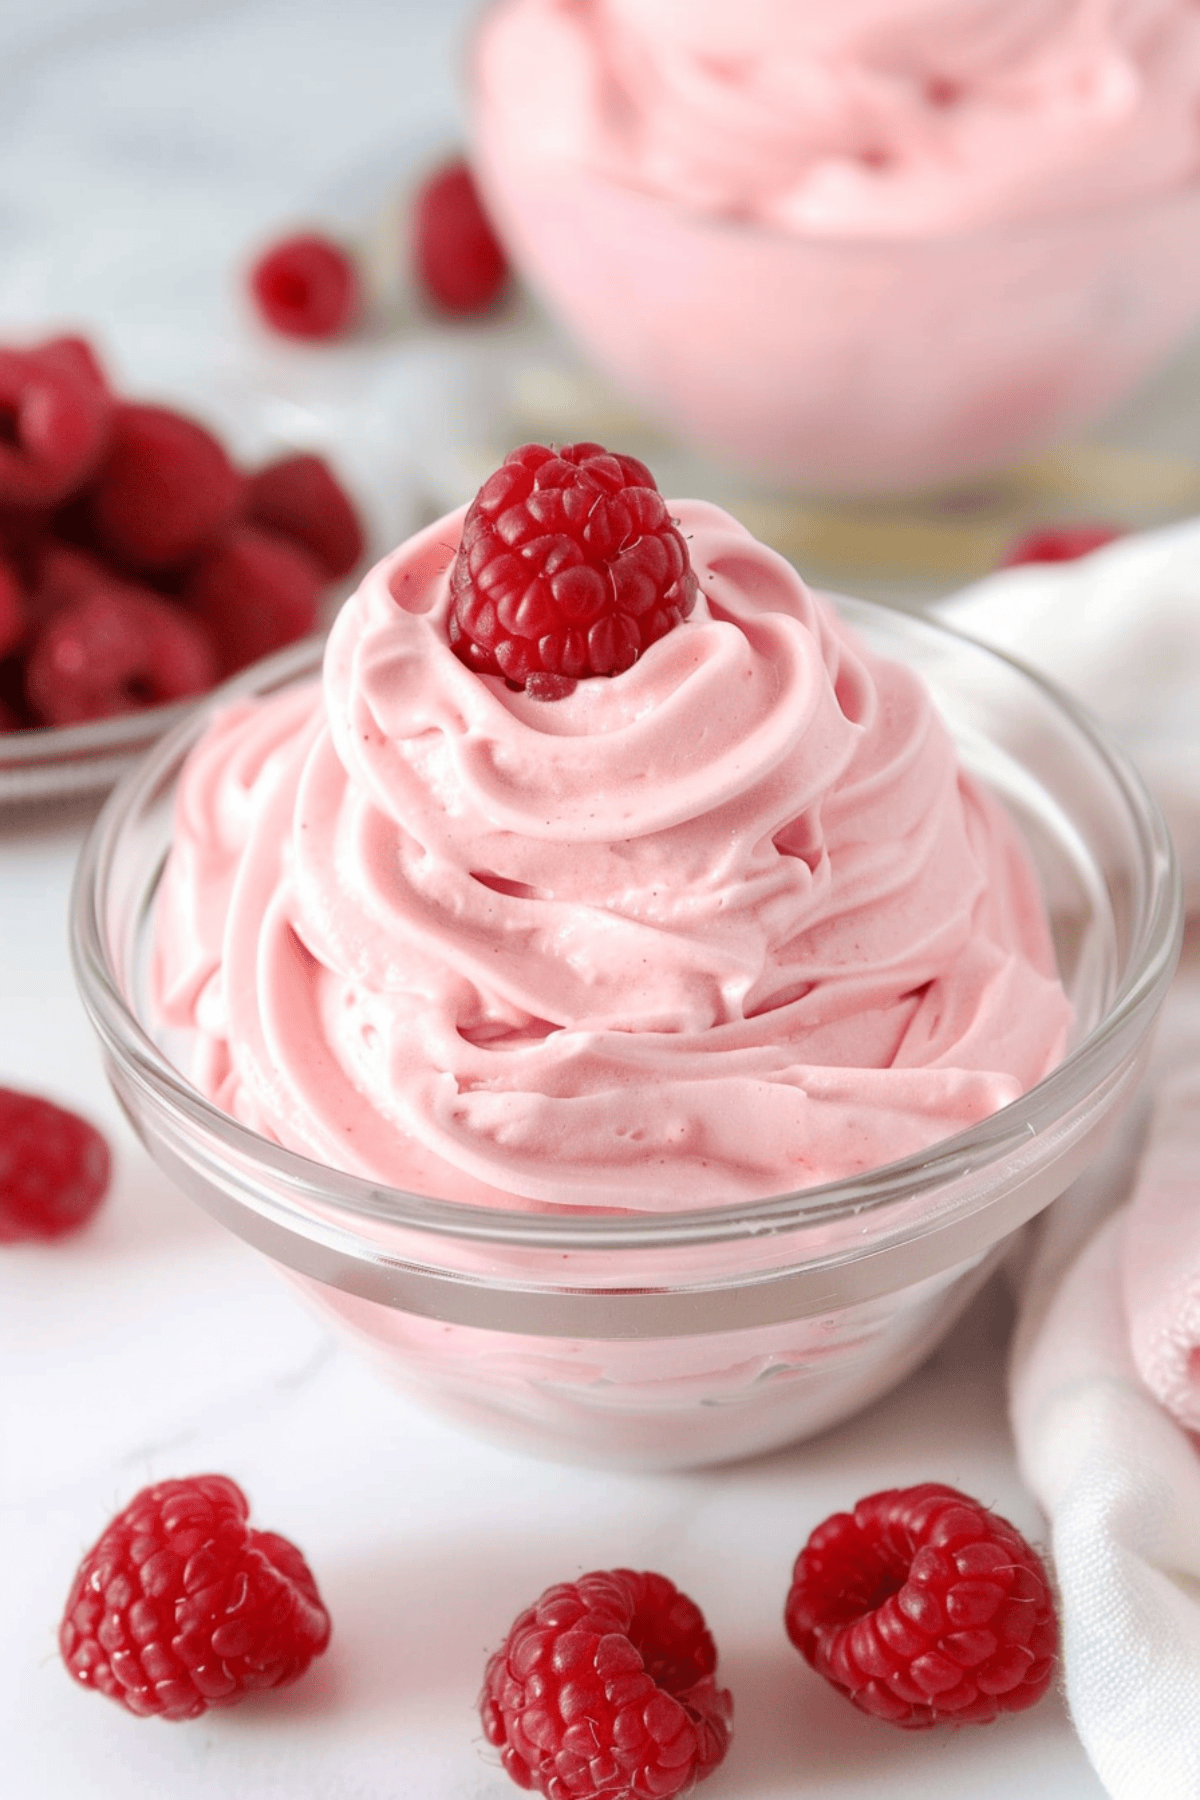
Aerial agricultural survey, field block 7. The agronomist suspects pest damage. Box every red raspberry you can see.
[246,452,364,579]
[784,1483,1058,1729]
[59,1473,331,1719]
[249,232,360,341]
[0,555,25,659]
[184,523,324,675]
[25,580,218,725]
[27,540,109,619]
[0,643,32,729]
[36,333,112,395]
[480,1568,732,1800]
[1000,523,1123,568]
[0,500,51,572]
[0,1087,111,1241]
[0,338,113,507]
[449,442,697,697]
[412,157,510,316]
[87,402,246,571]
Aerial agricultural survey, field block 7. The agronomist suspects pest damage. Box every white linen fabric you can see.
[938,529,1200,1798]
[937,518,1200,902]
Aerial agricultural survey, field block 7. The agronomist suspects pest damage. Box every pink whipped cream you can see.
[470,2,1200,488]
[495,0,1200,235]
[154,499,1070,1210]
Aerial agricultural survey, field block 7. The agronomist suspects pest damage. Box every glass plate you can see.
[0,631,329,806]
[0,696,208,807]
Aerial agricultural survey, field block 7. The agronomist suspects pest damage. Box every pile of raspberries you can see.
[0,333,363,729]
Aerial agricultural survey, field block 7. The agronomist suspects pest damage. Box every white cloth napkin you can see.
[936,517,1200,905]
[936,527,1200,1798]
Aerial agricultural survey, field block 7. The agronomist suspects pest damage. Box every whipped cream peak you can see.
[329,499,861,842]
[155,498,1071,1211]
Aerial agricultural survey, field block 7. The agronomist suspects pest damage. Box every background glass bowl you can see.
[470,8,1200,496]
[72,606,1181,1470]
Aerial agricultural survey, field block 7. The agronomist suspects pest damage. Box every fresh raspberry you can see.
[245,452,364,579]
[24,580,218,725]
[412,157,510,316]
[0,500,51,573]
[0,649,31,730]
[1000,523,1123,567]
[0,338,113,507]
[35,333,113,396]
[449,442,697,697]
[480,1567,732,1800]
[59,1473,331,1719]
[184,523,324,675]
[27,540,109,619]
[784,1483,1058,1729]
[87,402,246,571]
[249,232,360,341]
[24,541,136,649]
[0,1087,111,1242]
[0,556,24,658]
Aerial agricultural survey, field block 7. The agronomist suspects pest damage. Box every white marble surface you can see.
[4,2,1195,1795]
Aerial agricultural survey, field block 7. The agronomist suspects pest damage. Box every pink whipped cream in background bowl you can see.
[470,0,1200,494]
[71,498,1180,1471]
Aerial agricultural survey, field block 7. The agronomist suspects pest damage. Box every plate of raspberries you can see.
[0,332,366,802]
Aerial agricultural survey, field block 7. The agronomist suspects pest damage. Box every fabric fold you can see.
[941,517,1200,1798]
[1120,1056,1200,1431]
[1011,1204,1200,1799]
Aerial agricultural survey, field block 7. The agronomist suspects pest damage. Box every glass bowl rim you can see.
[71,602,1183,1255]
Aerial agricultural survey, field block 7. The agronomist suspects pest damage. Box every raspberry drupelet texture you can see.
[480,1568,732,1799]
[448,441,698,698]
[0,1087,110,1242]
[59,1474,331,1720]
[784,1483,1059,1728]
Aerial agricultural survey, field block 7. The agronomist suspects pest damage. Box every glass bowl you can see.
[470,7,1200,495]
[71,606,1181,1470]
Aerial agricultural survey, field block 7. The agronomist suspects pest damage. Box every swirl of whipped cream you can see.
[154,500,1070,1210]
[479,0,1200,234]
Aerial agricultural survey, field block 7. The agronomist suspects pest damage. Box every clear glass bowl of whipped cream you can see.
[71,593,1181,1471]
[469,0,1200,494]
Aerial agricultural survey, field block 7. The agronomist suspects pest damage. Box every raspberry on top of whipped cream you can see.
[448,440,697,699]
[154,443,1072,1212]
